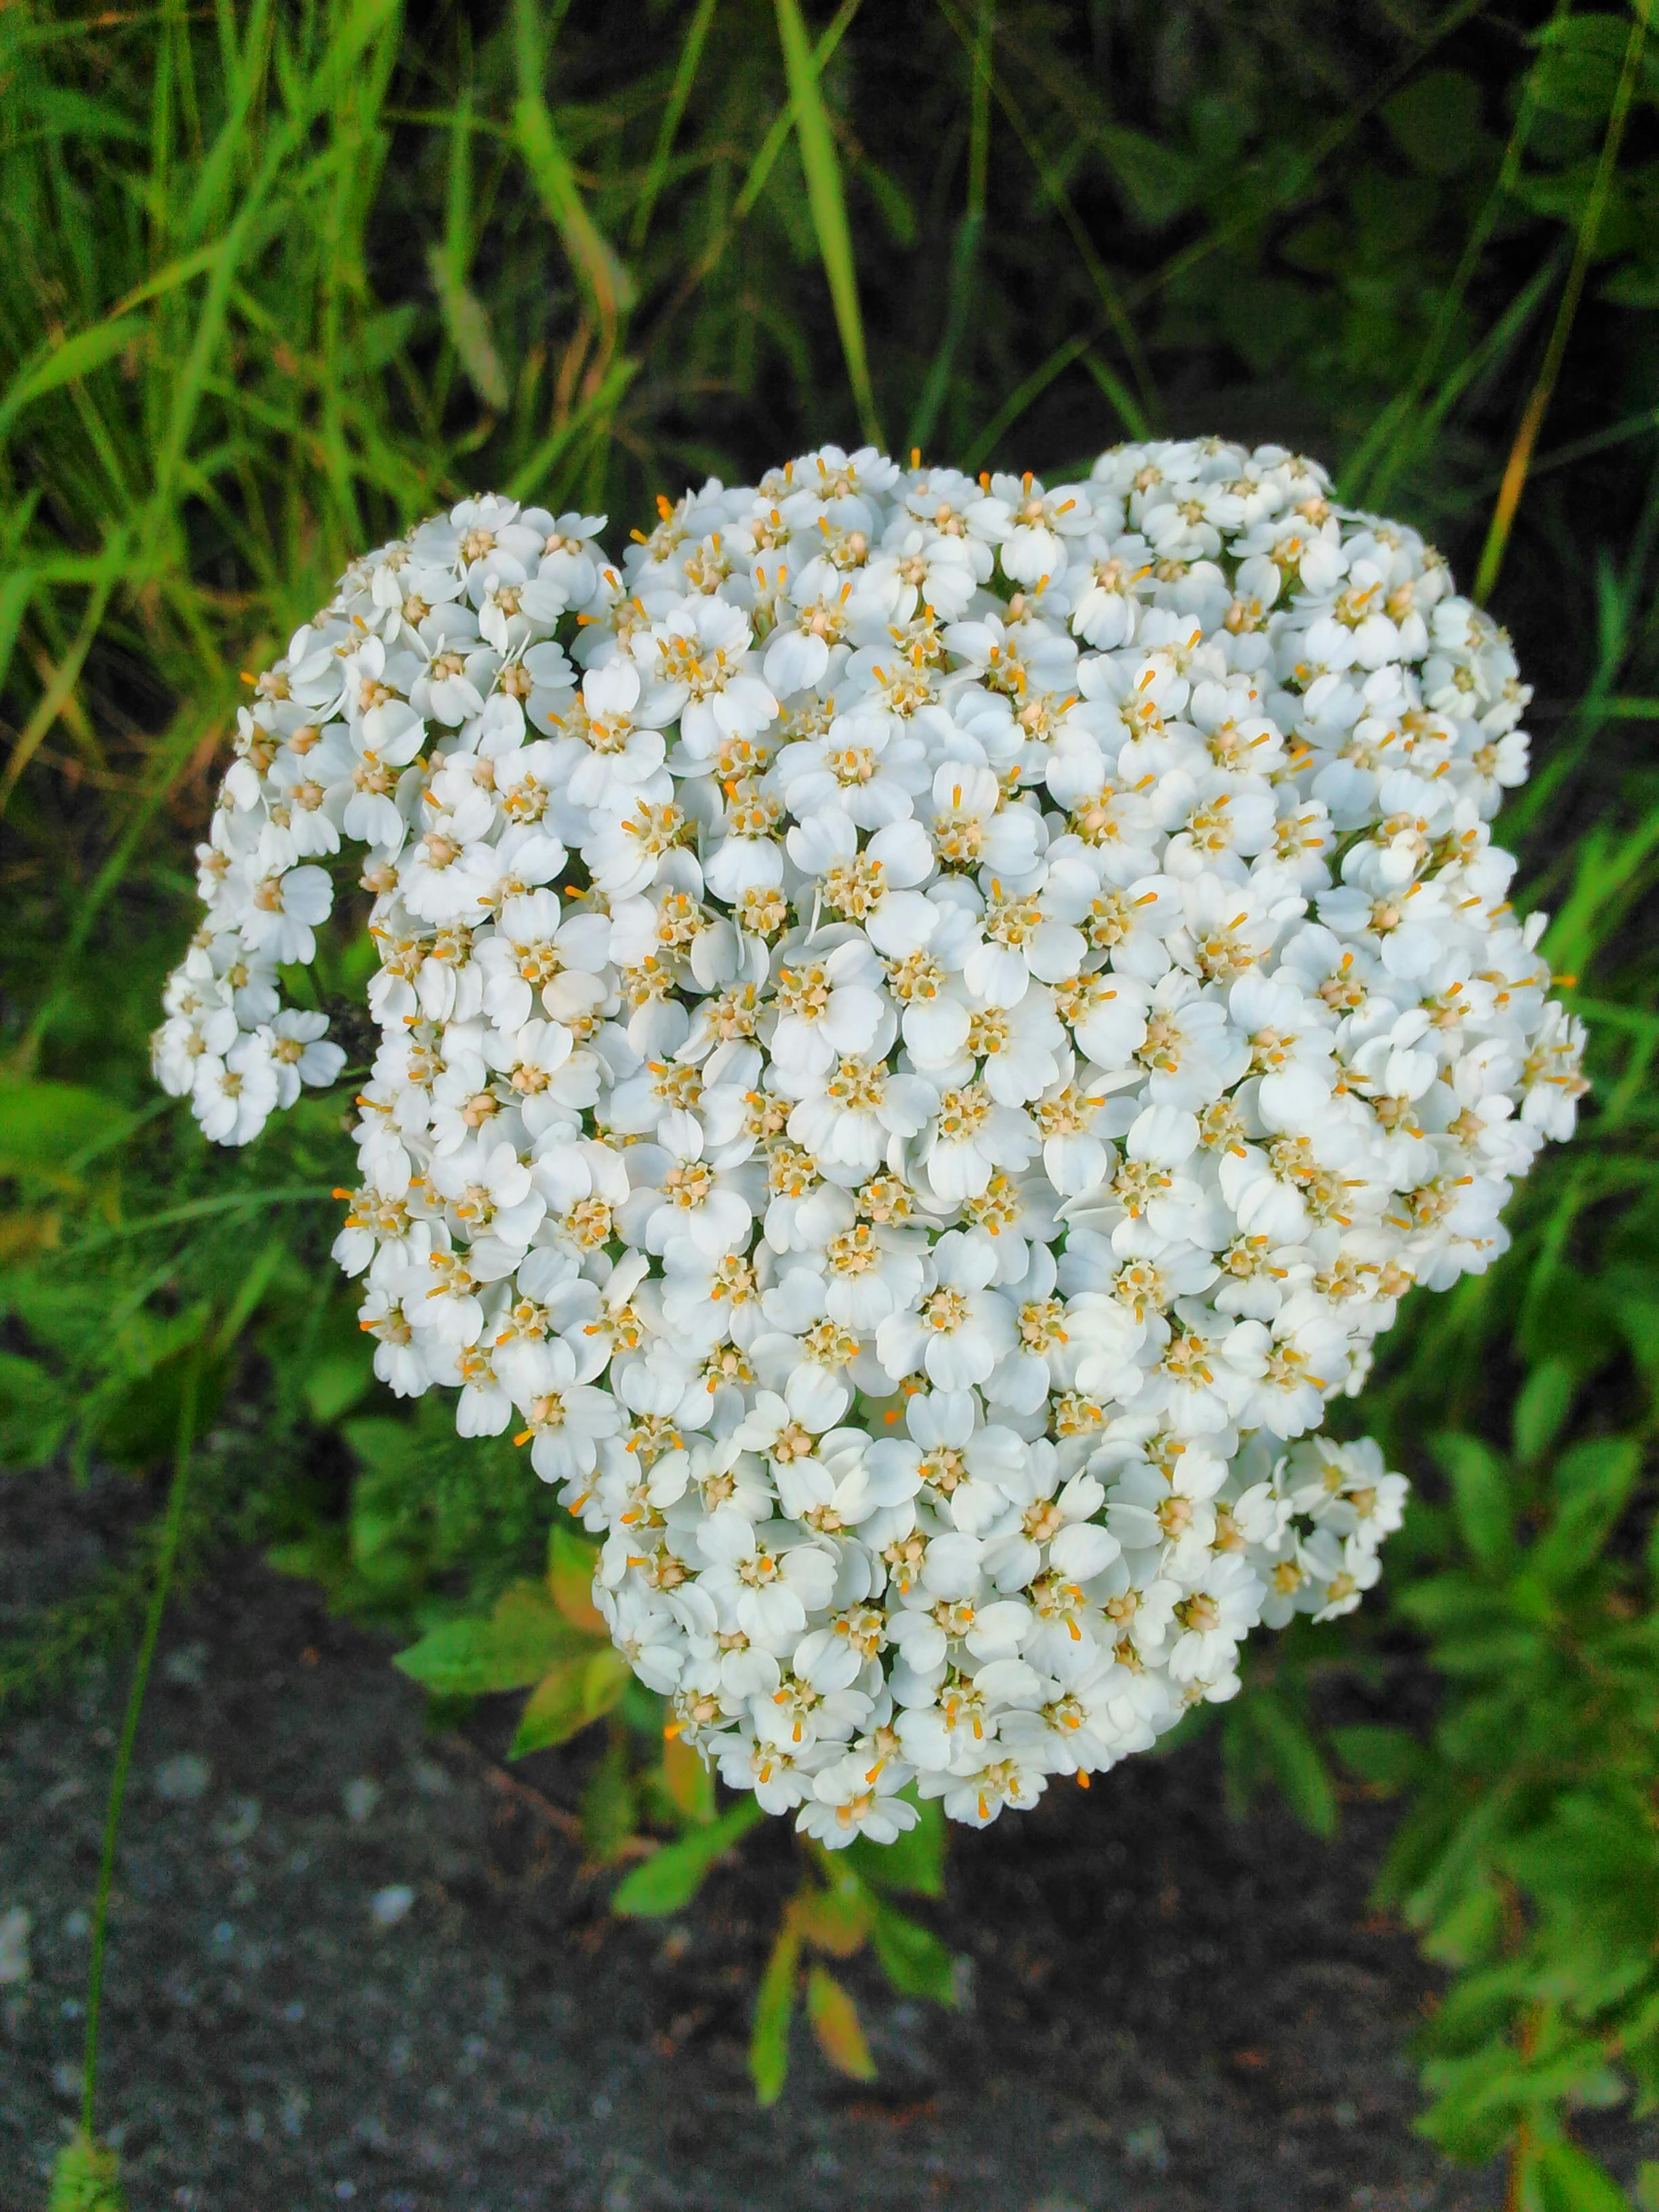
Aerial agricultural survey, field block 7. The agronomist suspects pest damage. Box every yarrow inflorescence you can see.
[156,438,1587,1844]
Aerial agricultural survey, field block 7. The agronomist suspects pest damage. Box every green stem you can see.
[79,1344,203,2137]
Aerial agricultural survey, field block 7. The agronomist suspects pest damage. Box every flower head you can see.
[159,438,1580,1837]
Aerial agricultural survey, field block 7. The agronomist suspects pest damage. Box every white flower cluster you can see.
[156,438,1586,1845]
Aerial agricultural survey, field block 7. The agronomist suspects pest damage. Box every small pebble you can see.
[163,1641,209,1687]
[63,1909,90,1940]
[0,1906,31,1986]
[342,1778,380,1825]
[370,1885,415,1929]
[154,1754,211,1804]
[213,1797,261,1845]
[1125,2123,1170,2171]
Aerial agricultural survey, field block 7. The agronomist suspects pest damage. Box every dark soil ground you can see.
[4,1471,1652,2212]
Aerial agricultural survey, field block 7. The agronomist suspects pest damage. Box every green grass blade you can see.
[1473,0,1652,602]
[773,0,882,448]
[735,0,863,224]
[0,317,144,445]
[1340,0,1572,508]
[935,0,1157,428]
[905,0,991,454]
[511,0,635,347]
[628,0,720,253]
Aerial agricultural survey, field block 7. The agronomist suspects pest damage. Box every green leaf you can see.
[580,1730,638,1862]
[1381,69,1486,175]
[0,1347,70,1467]
[1534,1436,1643,1586]
[796,1866,873,1957]
[509,1647,630,1756]
[427,245,510,413]
[857,153,917,247]
[0,1077,129,1189]
[1238,1689,1338,1839]
[1602,263,1659,308]
[1513,1358,1578,1466]
[611,1798,764,1918]
[1425,1625,1545,1678]
[1529,14,1658,121]
[47,2130,127,2211]
[658,1730,717,1824]
[806,1963,876,2081]
[0,319,144,444]
[95,1335,227,1471]
[848,1791,945,1896]
[341,1414,419,1477]
[1433,1431,1517,1575]
[510,0,634,333]
[301,1343,375,1426]
[1529,2138,1633,2212]
[393,1582,580,1696]
[1330,1723,1431,1795]
[870,1900,958,2005]
[547,1522,605,1633]
[1097,124,1202,226]
[1635,2161,1659,2212]
[1418,1882,1507,1969]
[11,85,147,144]
[750,1914,802,2106]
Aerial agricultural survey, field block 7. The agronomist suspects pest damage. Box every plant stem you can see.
[79,1345,203,2138]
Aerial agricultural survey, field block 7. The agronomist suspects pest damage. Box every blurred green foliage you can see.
[5,0,1659,2189]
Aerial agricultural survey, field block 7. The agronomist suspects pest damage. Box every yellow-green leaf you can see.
[796,1869,872,1958]
[547,1522,607,1634]
[394,1581,581,1696]
[427,246,510,412]
[510,1647,630,1756]
[805,1963,876,2081]
[47,2129,127,2212]
[510,0,634,336]
[659,1730,716,1823]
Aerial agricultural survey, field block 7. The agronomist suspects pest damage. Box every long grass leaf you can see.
[905,0,991,453]
[508,353,639,504]
[1473,0,1652,602]
[774,0,882,447]
[0,550,124,815]
[934,0,1157,428]
[428,249,510,413]
[1340,0,1572,508]
[0,318,144,444]
[628,0,720,252]
[511,0,635,346]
